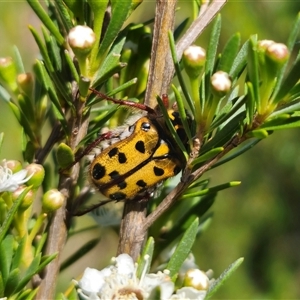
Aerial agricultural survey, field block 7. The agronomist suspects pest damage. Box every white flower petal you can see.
[78,267,105,294]
[115,253,135,276]
[173,286,207,300]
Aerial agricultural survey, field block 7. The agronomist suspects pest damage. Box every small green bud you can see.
[0,57,18,92]
[210,71,231,97]
[42,189,64,212]
[17,73,34,97]
[12,186,34,211]
[183,269,210,291]
[5,160,23,173]
[182,45,206,79]
[68,25,96,54]
[56,143,75,170]
[25,163,45,189]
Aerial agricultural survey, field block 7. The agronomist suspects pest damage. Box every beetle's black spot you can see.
[176,127,186,141]
[136,180,147,188]
[108,147,118,158]
[118,152,127,163]
[153,166,164,176]
[135,140,145,153]
[109,192,127,201]
[141,122,151,132]
[92,163,106,180]
[109,170,120,179]
[117,180,127,189]
[173,165,181,175]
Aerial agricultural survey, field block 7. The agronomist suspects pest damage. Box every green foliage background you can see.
[0,1,299,298]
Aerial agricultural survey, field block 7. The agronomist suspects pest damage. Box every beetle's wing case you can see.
[86,111,147,161]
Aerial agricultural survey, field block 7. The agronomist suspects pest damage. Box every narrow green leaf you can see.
[0,187,32,245]
[0,235,14,285]
[215,139,261,170]
[210,95,247,132]
[207,257,244,298]
[260,116,300,130]
[93,0,131,70]
[12,46,25,74]
[26,0,65,45]
[14,254,41,293]
[230,39,249,78]
[169,31,195,113]
[4,268,20,296]
[191,147,224,165]
[93,34,127,87]
[205,14,221,76]
[8,101,36,144]
[181,181,240,199]
[166,218,199,279]
[29,26,54,73]
[0,273,4,297]
[271,98,300,117]
[247,36,260,110]
[55,0,74,32]
[64,50,79,83]
[0,85,11,102]
[246,82,255,125]
[201,111,245,153]
[136,237,155,279]
[273,56,300,105]
[11,236,26,271]
[218,33,241,73]
[249,129,269,139]
[172,84,193,143]
[88,0,109,67]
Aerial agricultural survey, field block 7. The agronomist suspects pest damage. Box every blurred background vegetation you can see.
[0,1,299,298]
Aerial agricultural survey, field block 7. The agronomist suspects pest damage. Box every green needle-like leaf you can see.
[136,237,155,278]
[91,0,132,72]
[167,218,199,279]
[207,257,244,298]
[218,32,241,73]
[26,0,65,45]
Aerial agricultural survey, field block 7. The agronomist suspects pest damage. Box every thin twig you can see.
[36,96,89,299]
[117,0,177,259]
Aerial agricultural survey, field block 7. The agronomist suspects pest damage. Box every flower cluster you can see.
[76,254,210,300]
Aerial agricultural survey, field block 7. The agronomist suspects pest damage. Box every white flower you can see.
[76,254,210,300]
[76,254,174,300]
[170,286,207,299]
[0,162,32,193]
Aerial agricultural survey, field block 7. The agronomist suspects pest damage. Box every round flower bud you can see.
[68,25,96,54]
[182,45,206,79]
[183,269,210,291]
[211,71,231,97]
[5,160,23,173]
[42,189,64,212]
[258,40,275,52]
[0,57,18,92]
[17,73,34,97]
[25,163,45,189]
[266,42,289,64]
[12,186,34,211]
